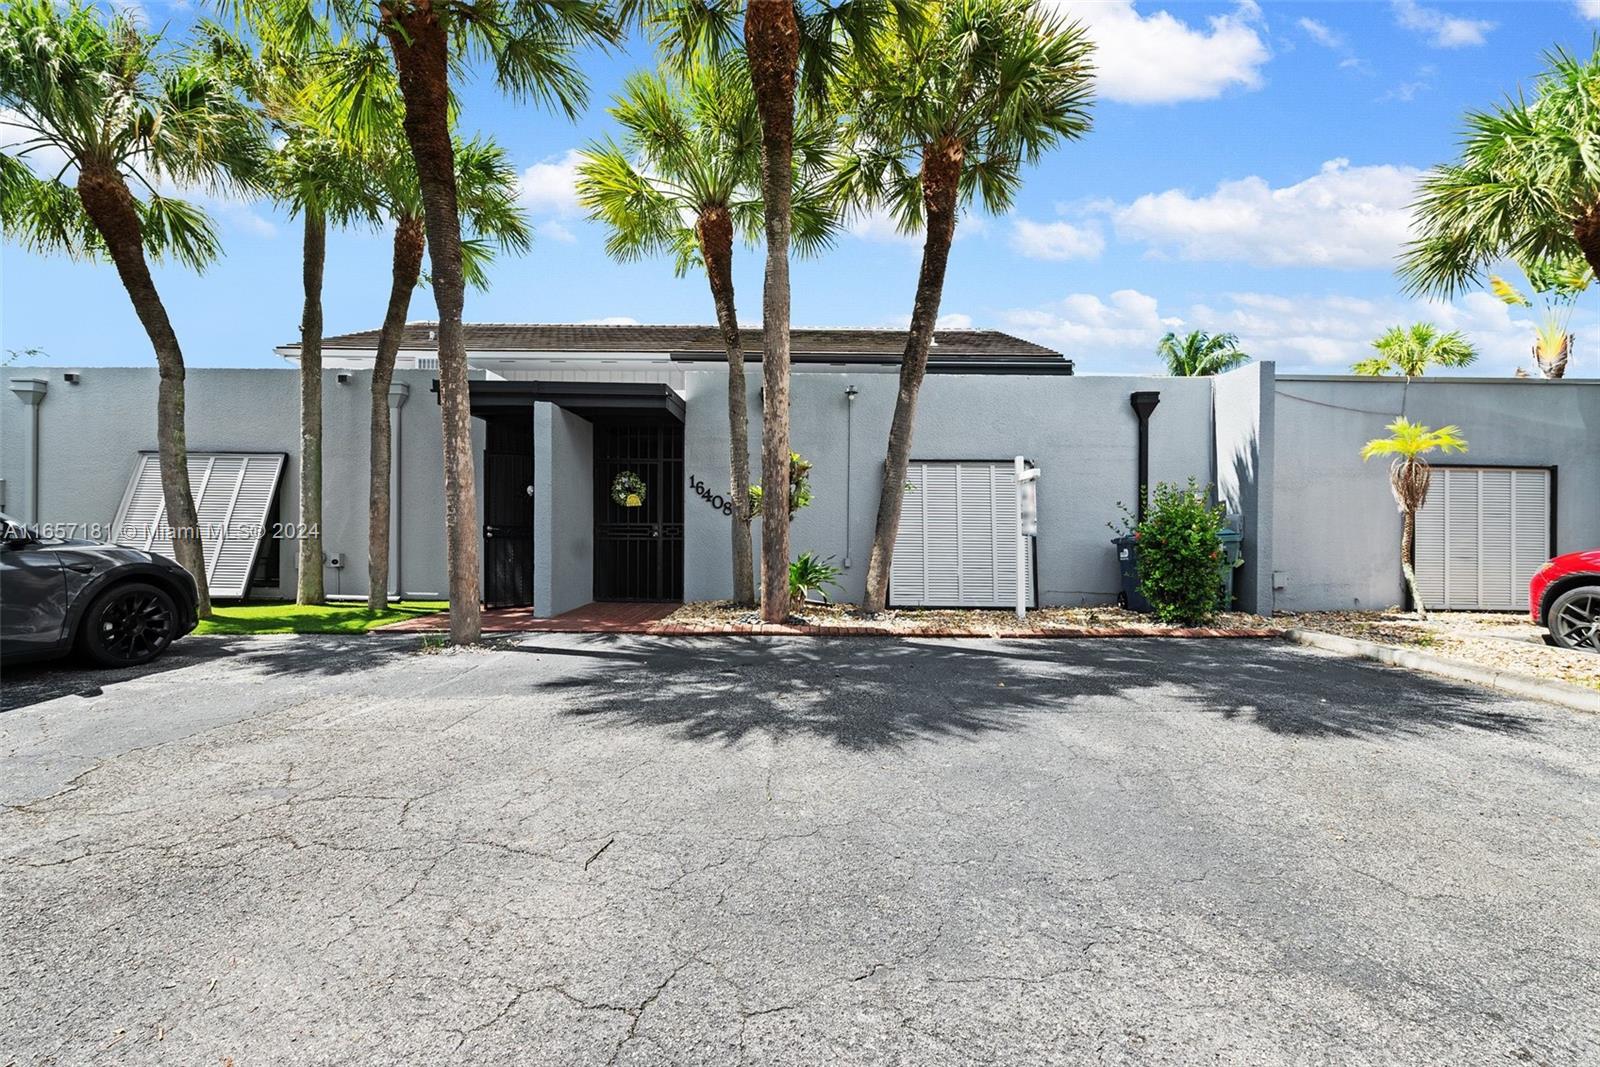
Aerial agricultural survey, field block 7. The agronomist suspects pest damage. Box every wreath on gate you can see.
[611,471,647,508]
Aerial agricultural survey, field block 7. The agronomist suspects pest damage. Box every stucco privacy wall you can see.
[679,368,1217,606]
[1212,362,1275,614]
[0,366,470,599]
[1270,375,1600,612]
[533,402,594,617]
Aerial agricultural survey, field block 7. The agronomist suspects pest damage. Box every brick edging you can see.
[499,623,1286,639]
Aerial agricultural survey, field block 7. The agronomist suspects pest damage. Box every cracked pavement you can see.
[3,633,1599,1064]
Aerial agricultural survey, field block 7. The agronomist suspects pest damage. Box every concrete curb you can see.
[1284,628,1600,714]
[383,622,1284,639]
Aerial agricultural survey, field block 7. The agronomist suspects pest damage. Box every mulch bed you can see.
[650,602,1280,639]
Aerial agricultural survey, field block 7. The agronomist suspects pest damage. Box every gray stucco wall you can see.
[1212,362,1276,614]
[1270,375,1600,612]
[533,402,593,617]
[681,369,1217,606]
[1,366,468,599]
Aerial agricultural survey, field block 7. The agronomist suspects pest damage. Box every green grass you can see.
[194,600,448,635]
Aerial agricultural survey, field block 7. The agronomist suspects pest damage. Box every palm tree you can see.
[1400,43,1600,296]
[1488,253,1590,379]
[1361,418,1468,620]
[0,0,267,617]
[200,25,383,606]
[238,0,624,645]
[1156,331,1250,376]
[834,0,1094,614]
[1351,323,1478,377]
[641,1,900,622]
[575,58,839,607]
[364,135,530,612]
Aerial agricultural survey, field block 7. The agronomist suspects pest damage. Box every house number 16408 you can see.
[688,476,735,517]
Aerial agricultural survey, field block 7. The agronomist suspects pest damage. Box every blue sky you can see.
[4,0,1598,375]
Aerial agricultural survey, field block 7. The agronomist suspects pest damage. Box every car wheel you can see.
[79,581,179,668]
[1547,584,1600,653]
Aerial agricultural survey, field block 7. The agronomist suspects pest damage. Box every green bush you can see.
[789,552,843,603]
[1134,478,1230,625]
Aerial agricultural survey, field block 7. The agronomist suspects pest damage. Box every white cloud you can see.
[540,220,577,244]
[518,149,583,216]
[1391,0,1493,48]
[1106,158,1421,269]
[1008,218,1105,261]
[998,288,1555,375]
[1049,0,1269,104]
[1297,17,1343,49]
[1579,0,1600,19]
[845,205,990,244]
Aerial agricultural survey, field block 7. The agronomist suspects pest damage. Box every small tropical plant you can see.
[1131,479,1231,626]
[1351,324,1478,377]
[1489,253,1590,378]
[789,552,843,604]
[1156,330,1250,376]
[1361,418,1468,620]
[748,453,814,522]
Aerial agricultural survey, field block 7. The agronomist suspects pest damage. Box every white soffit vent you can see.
[1414,466,1550,611]
[113,452,286,598]
[889,460,1035,609]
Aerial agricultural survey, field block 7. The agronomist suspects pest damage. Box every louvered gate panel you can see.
[890,461,1034,608]
[113,452,285,598]
[1414,467,1550,611]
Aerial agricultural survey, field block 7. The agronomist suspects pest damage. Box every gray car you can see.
[0,513,199,668]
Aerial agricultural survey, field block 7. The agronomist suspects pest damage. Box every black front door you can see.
[594,421,683,601]
[483,417,534,608]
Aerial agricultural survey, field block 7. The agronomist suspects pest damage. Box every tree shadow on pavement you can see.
[1,634,420,713]
[508,636,1541,751]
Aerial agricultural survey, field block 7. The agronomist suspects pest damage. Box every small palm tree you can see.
[836,0,1095,614]
[1352,324,1478,377]
[1489,253,1590,379]
[576,57,839,607]
[1157,331,1250,376]
[0,0,267,616]
[1361,418,1468,620]
[1400,43,1600,295]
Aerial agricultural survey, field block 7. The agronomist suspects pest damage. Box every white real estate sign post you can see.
[1015,457,1040,621]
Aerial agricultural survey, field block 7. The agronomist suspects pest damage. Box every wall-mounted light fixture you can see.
[845,385,858,402]
[63,372,81,385]
[336,371,352,385]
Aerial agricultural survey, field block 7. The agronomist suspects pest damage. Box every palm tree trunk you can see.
[368,215,426,612]
[745,0,799,623]
[297,207,326,605]
[1573,206,1600,281]
[696,207,755,606]
[1401,506,1427,621]
[74,165,211,616]
[862,140,965,613]
[387,6,481,645]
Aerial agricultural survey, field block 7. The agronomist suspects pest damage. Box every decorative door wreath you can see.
[611,471,647,508]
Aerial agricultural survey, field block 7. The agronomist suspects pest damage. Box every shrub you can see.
[1134,478,1230,625]
[789,552,843,603]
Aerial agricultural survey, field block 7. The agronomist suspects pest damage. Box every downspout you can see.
[843,384,858,568]
[9,378,48,524]
[388,382,409,599]
[1129,391,1161,521]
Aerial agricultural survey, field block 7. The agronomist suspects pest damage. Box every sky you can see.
[4,0,1599,376]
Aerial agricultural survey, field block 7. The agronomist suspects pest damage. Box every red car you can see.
[1530,548,1600,652]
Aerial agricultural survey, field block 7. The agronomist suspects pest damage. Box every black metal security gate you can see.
[594,421,683,601]
[483,417,534,608]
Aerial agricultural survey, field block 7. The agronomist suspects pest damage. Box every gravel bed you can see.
[1282,610,1600,692]
[662,600,1271,635]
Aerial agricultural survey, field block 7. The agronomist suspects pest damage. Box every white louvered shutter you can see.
[890,461,1035,608]
[113,452,285,598]
[1413,467,1549,610]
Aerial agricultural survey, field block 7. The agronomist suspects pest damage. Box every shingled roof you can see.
[287,322,1064,365]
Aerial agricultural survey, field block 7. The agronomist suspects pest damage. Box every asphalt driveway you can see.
[3,634,1598,1065]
